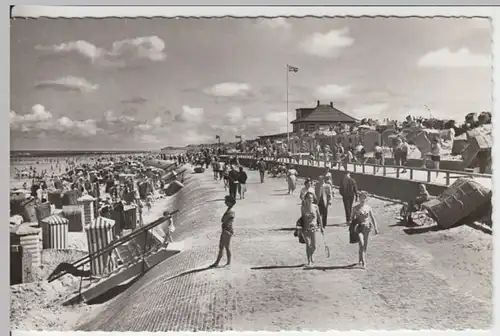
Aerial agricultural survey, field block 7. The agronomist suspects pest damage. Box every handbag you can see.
[349,217,361,244]
[294,217,306,244]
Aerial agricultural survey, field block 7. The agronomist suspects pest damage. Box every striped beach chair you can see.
[41,214,69,250]
[85,216,117,276]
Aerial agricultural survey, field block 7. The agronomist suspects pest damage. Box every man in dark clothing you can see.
[237,166,248,199]
[256,158,267,183]
[315,176,333,228]
[339,172,358,224]
[227,165,240,199]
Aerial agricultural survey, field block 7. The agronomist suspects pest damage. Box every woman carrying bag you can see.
[296,192,323,267]
[349,191,379,269]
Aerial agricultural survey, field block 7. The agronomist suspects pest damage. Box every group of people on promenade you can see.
[205,153,379,270]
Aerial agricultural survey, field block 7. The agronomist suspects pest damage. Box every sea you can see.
[9,149,185,189]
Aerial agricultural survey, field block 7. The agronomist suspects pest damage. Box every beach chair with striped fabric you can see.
[85,216,117,276]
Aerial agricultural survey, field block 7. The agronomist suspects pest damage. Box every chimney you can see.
[330,102,333,107]
[317,100,320,107]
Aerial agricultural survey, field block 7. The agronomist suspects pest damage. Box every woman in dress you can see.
[350,191,379,269]
[210,195,236,268]
[297,192,323,267]
[286,165,298,195]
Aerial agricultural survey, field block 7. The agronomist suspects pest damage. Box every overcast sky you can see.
[10,17,492,150]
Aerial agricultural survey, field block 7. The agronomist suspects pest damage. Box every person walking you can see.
[315,176,333,228]
[296,192,323,267]
[299,178,316,203]
[257,158,267,183]
[209,195,236,268]
[237,166,247,199]
[339,171,358,225]
[212,157,219,180]
[286,165,298,195]
[227,165,240,200]
[373,142,384,173]
[350,191,379,269]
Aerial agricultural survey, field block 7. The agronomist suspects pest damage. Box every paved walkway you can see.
[78,170,492,331]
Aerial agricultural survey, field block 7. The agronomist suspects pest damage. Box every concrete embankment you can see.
[76,169,231,331]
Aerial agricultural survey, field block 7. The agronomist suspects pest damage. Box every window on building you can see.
[307,124,316,132]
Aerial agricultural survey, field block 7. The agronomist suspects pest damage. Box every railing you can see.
[223,153,492,188]
[47,210,179,283]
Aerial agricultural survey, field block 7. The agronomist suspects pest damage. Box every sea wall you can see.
[237,157,448,202]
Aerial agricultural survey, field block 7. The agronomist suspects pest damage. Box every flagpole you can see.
[286,64,290,151]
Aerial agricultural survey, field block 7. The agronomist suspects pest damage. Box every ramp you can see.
[64,245,179,305]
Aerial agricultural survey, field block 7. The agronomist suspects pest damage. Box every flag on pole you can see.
[235,135,242,140]
[215,135,220,139]
[287,64,299,73]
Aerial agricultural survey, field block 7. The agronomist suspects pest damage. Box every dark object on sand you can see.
[194,167,205,174]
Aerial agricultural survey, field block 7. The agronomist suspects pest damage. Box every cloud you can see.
[174,105,204,123]
[417,47,491,68]
[134,116,163,132]
[244,117,262,127]
[301,28,354,58]
[351,103,389,119]
[121,96,148,104]
[104,110,136,124]
[315,84,351,100]
[10,104,99,137]
[261,18,291,29]
[35,76,98,92]
[35,36,166,66]
[205,82,252,97]
[226,107,244,124]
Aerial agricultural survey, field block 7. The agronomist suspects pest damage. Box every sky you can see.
[10,17,492,150]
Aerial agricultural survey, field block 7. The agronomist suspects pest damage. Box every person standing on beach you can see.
[315,176,333,228]
[299,178,316,203]
[227,165,240,200]
[339,172,358,225]
[373,142,384,172]
[297,192,323,267]
[209,195,236,268]
[286,165,298,195]
[430,138,442,178]
[257,158,267,183]
[237,166,247,199]
[212,157,220,180]
[350,191,379,269]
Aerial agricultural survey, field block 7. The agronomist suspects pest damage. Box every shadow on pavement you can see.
[207,198,226,202]
[403,225,444,235]
[165,266,214,281]
[304,263,358,271]
[251,264,305,270]
[270,228,296,232]
[270,193,289,196]
[274,188,288,192]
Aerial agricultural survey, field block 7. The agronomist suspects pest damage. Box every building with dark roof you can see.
[291,100,358,132]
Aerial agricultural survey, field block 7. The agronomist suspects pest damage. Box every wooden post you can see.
[410,169,414,180]
[427,170,431,183]
[445,171,450,185]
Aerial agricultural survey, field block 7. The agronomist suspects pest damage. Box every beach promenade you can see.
[235,154,492,190]
[78,169,492,331]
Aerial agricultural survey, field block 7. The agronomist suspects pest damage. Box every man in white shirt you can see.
[315,175,334,228]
